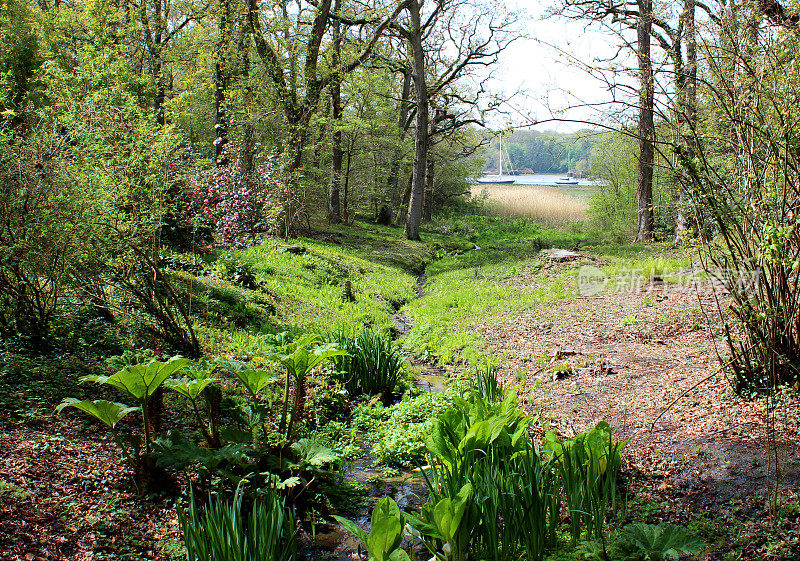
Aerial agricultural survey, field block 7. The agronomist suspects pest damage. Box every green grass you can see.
[401,216,576,364]
[171,216,697,366]
[172,221,463,354]
[400,220,697,366]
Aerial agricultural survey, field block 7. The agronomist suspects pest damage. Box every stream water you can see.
[299,272,447,560]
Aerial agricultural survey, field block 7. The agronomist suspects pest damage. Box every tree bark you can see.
[404,0,428,241]
[675,0,697,244]
[635,0,655,242]
[328,0,343,223]
[386,68,412,219]
[214,0,232,164]
[423,154,434,222]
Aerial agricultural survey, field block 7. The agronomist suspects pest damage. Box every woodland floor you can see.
[0,419,181,561]
[4,232,800,560]
[485,253,800,527]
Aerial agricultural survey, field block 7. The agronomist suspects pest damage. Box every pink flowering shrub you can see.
[189,143,283,248]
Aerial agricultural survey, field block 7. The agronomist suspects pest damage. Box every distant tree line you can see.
[481,130,597,175]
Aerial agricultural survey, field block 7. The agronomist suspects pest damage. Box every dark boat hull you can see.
[476,178,516,184]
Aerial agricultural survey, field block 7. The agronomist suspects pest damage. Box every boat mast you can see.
[498,133,503,177]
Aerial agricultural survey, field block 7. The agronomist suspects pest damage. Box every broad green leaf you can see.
[388,550,411,561]
[291,439,339,466]
[332,515,368,545]
[367,516,402,561]
[433,498,457,541]
[371,497,402,529]
[235,369,278,396]
[164,377,216,401]
[102,356,190,401]
[56,398,139,429]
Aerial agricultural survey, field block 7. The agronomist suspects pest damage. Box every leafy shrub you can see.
[0,133,90,346]
[178,485,297,561]
[365,392,455,467]
[189,142,283,248]
[329,328,405,402]
[159,250,204,275]
[212,253,260,289]
[580,523,704,560]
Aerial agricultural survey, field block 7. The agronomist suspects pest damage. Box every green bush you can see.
[353,392,455,467]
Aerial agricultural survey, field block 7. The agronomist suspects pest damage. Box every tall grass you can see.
[474,361,502,402]
[472,184,588,222]
[178,485,297,561]
[328,328,405,402]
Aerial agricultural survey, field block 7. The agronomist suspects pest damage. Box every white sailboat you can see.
[477,134,515,184]
[556,155,580,185]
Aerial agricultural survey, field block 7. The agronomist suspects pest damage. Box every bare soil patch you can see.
[476,263,800,510]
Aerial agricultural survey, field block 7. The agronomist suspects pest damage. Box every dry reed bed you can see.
[472,184,588,222]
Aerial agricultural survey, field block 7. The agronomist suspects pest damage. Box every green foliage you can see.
[264,332,346,442]
[493,129,597,175]
[406,483,475,561]
[329,328,406,401]
[178,485,297,561]
[234,369,279,400]
[408,384,561,561]
[587,131,675,242]
[290,438,339,467]
[55,398,139,430]
[165,377,217,402]
[360,392,455,467]
[59,354,190,486]
[0,0,43,128]
[0,132,92,345]
[580,523,704,560]
[84,356,191,403]
[545,422,627,543]
[333,498,410,561]
[473,361,502,402]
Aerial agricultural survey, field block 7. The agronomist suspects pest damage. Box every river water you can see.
[483,173,603,186]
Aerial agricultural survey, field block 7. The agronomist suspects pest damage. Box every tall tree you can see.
[246,0,411,173]
[635,0,655,242]
[398,0,428,240]
[675,0,697,243]
[328,0,344,223]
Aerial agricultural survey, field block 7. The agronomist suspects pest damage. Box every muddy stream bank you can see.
[299,272,450,560]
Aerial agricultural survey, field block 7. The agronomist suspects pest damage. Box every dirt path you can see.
[476,262,800,512]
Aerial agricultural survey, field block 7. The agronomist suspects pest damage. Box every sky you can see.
[485,0,635,133]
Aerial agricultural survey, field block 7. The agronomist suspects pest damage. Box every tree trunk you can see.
[404,0,428,241]
[675,0,697,244]
[214,0,232,164]
[635,0,655,242]
[423,155,434,222]
[386,68,412,219]
[328,1,343,223]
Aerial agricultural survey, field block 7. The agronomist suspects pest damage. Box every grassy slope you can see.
[174,215,693,368]
[401,217,694,366]
[177,221,471,355]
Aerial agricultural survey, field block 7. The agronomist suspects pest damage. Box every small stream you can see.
[299,269,455,559]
